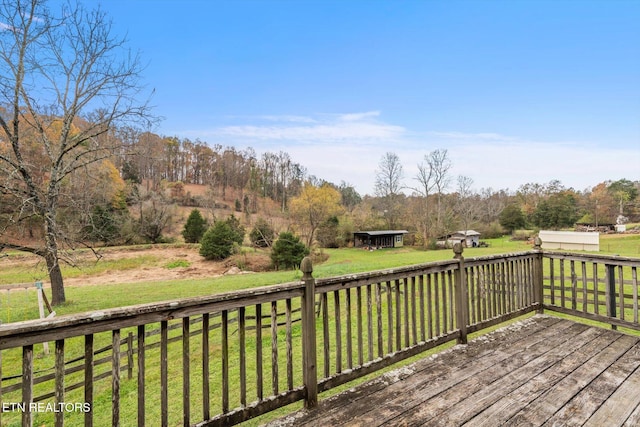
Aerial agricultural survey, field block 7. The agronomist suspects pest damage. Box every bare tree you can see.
[428,149,452,236]
[0,0,151,304]
[454,175,480,236]
[410,149,451,243]
[374,152,404,229]
[374,152,404,197]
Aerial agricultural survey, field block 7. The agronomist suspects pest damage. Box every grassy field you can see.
[1,235,639,323]
[0,237,528,323]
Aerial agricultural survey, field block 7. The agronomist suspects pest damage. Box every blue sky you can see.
[100,0,638,195]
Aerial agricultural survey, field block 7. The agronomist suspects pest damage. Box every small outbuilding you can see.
[437,230,482,248]
[354,230,408,249]
[538,230,599,251]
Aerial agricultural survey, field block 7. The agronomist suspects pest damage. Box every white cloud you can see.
[338,111,381,122]
[427,131,516,142]
[257,115,317,123]
[0,22,15,32]
[204,112,405,144]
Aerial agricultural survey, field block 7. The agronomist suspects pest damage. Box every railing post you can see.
[453,243,468,345]
[533,237,544,314]
[300,256,318,409]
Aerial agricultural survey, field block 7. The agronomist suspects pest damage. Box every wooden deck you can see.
[267,315,640,427]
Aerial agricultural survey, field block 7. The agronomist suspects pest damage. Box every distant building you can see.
[437,230,481,248]
[539,230,599,251]
[353,230,408,249]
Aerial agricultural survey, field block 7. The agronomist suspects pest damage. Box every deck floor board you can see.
[266,316,640,427]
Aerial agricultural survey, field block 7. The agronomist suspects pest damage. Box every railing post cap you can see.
[301,256,313,275]
[533,236,542,250]
[453,242,463,259]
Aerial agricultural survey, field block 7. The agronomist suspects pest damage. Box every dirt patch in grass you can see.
[0,245,266,288]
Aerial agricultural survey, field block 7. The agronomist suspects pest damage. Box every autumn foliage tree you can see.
[0,0,150,304]
[289,182,343,247]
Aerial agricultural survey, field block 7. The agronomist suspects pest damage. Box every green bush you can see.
[182,209,208,243]
[271,232,309,270]
[225,214,245,245]
[200,221,237,260]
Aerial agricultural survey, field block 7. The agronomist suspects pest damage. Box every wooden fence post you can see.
[453,243,468,345]
[300,256,318,409]
[533,237,544,314]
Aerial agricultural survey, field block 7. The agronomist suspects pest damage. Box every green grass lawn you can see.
[2,234,639,323]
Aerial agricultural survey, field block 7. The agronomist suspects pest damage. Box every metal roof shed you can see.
[353,230,409,249]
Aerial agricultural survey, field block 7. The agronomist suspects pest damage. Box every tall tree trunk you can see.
[44,214,66,305]
[46,250,65,305]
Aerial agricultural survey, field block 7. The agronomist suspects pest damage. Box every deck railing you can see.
[0,244,638,426]
[542,251,640,331]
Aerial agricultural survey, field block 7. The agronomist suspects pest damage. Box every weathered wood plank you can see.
[583,352,640,427]
[543,339,640,427]
[270,316,566,426]
[398,323,604,426]
[468,332,635,426]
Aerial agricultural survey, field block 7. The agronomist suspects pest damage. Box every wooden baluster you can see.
[182,318,190,426]
[85,334,94,427]
[285,299,293,391]
[22,345,33,427]
[334,291,342,373]
[376,283,383,357]
[345,288,353,370]
[138,325,146,427]
[201,314,210,419]
[161,321,168,426]
[112,329,121,427]
[222,310,229,412]
[271,301,279,395]
[55,339,64,427]
[239,307,247,405]
[256,304,263,400]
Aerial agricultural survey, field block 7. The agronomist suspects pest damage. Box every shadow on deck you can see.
[268,315,640,427]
